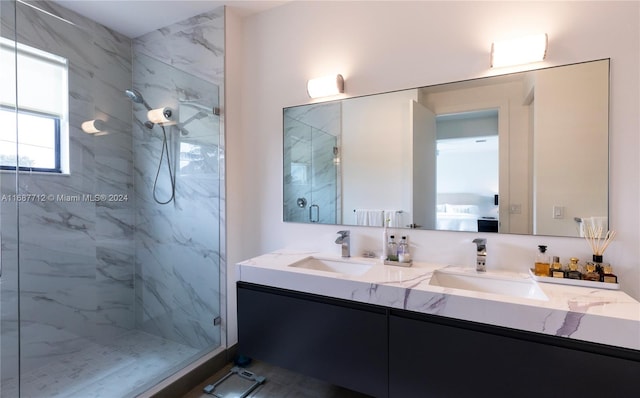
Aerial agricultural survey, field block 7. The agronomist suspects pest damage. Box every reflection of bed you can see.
[436,204,479,232]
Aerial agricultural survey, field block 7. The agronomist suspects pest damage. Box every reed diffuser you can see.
[584,225,616,280]
[584,225,616,257]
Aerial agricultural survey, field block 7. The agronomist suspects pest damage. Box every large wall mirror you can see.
[283,59,609,238]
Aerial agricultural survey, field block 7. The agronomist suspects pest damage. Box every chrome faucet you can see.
[335,230,350,258]
[473,238,487,272]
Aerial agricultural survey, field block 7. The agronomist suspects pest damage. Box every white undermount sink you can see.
[288,256,374,276]
[429,268,548,301]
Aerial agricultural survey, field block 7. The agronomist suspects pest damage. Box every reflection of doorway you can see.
[435,110,499,232]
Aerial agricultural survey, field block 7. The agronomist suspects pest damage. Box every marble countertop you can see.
[237,250,640,351]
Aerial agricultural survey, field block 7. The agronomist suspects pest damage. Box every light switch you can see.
[553,205,564,219]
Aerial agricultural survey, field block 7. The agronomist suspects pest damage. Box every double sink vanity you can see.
[237,249,640,397]
[265,57,633,397]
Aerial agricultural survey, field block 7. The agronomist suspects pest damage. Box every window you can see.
[0,38,68,173]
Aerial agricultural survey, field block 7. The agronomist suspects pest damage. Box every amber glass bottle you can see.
[566,258,582,280]
[551,256,565,278]
[603,265,618,284]
[583,264,600,281]
[534,245,550,277]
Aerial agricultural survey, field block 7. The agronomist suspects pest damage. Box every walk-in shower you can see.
[0,1,226,396]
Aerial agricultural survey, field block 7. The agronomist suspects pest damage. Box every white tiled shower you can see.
[0,1,226,396]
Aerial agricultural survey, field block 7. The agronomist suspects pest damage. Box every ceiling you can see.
[51,0,287,38]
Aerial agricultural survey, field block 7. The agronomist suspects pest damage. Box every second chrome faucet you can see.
[335,230,350,258]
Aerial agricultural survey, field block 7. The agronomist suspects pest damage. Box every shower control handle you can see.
[309,204,319,223]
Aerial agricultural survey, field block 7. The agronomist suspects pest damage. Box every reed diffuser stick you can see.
[584,225,616,256]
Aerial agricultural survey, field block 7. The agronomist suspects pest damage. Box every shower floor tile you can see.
[5,330,200,398]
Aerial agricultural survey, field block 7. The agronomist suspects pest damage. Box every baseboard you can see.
[151,344,238,398]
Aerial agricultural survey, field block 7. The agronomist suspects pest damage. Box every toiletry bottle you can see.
[534,245,550,277]
[590,255,606,281]
[387,235,398,261]
[566,258,582,280]
[398,236,411,263]
[551,256,565,278]
[583,264,600,281]
[603,265,618,283]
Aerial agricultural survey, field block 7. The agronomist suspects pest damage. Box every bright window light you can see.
[0,37,69,173]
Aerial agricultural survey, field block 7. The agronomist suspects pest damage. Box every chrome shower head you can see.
[125,88,154,129]
[125,88,142,103]
[124,88,152,111]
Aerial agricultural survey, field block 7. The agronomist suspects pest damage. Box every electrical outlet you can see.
[509,204,521,214]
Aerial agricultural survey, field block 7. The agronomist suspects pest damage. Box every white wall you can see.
[227,1,640,346]
[342,90,417,224]
[533,61,609,236]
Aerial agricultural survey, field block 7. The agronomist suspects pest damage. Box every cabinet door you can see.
[237,283,388,397]
[389,312,640,398]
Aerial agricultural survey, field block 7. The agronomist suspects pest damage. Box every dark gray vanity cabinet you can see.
[389,310,640,398]
[238,282,640,398]
[237,282,389,398]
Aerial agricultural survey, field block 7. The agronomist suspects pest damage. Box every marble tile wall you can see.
[132,8,225,350]
[0,0,135,382]
[0,2,225,391]
[0,0,20,388]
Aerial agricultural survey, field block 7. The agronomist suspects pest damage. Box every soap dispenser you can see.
[387,235,398,261]
[398,236,411,263]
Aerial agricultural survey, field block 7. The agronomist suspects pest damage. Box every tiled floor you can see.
[3,330,200,398]
[183,360,372,398]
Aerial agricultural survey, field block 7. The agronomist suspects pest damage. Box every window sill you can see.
[0,169,70,177]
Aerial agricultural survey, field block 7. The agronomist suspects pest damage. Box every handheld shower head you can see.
[125,88,154,129]
[124,88,152,111]
[124,88,142,102]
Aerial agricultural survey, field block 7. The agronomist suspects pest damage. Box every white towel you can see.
[384,210,402,228]
[579,216,608,237]
[355,209,384,226]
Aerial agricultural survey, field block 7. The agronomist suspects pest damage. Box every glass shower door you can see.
[310,127,338,224]
[283,116,339,224]
[132,52,223,359]
[1,1,225,396]
[1,1,20,395]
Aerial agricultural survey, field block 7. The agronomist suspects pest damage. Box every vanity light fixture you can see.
[307,74,344,98]
[491,33,548,68]
[81,119,106,135]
